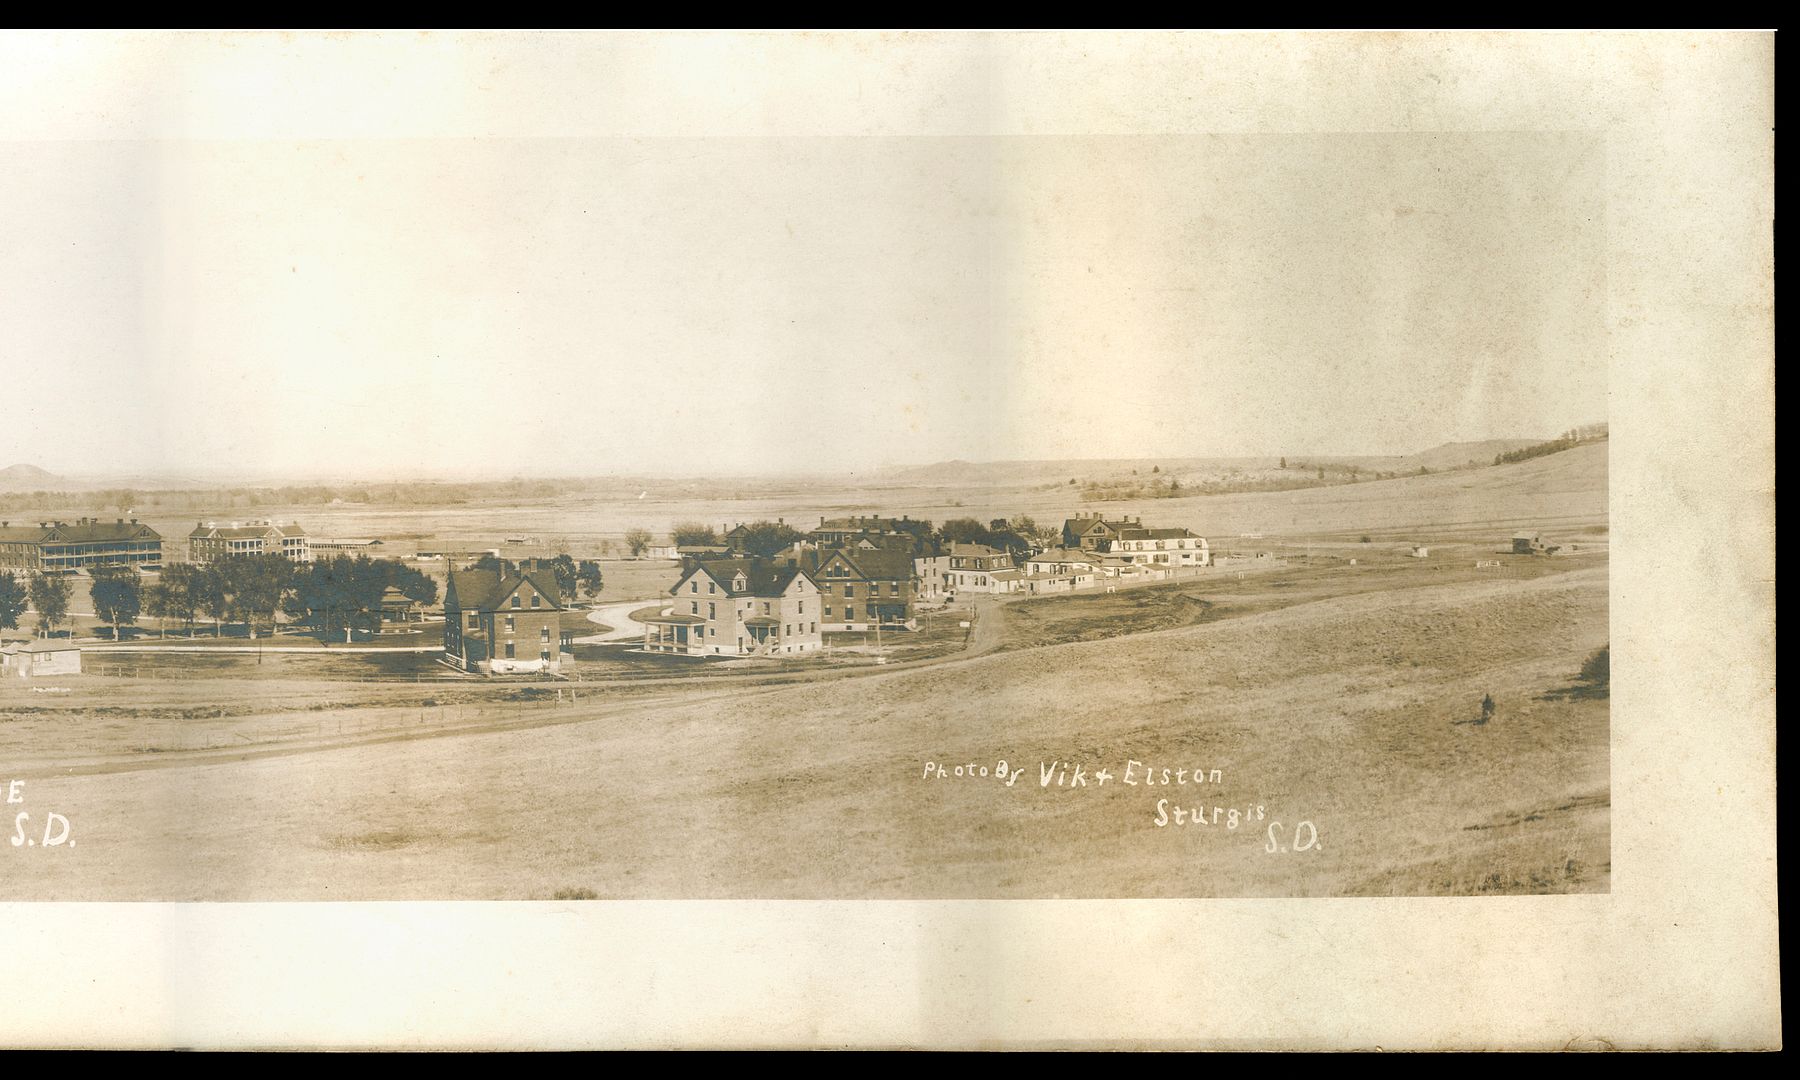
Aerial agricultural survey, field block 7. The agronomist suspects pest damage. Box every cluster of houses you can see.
[638,513,1212,660]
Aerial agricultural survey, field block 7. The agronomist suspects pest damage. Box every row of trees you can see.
[1493,427,1609,467]
[0,571,74,638]
[0,554,455,642]
[661,516,1058,558]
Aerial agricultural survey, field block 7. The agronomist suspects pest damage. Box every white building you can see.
[1106,527,1210,567]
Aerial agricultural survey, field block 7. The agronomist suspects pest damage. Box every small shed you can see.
[2,639,82,678]
[1512,532,1542,554]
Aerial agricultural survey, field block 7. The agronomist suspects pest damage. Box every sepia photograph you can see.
[0,30,1775,1049]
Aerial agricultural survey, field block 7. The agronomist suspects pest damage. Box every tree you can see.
[550,554,579,603]
[1577,646,1610,696]
[0,571,26,632]
[218,553,293,639]
[1279,457,1287,469]
[624,527,654,558]
[937,518,997,547]
[577,560,604,600]
[158,563,205,636]
[27,573,72,638]
[143,580,174,638]
[1152,465,1160,474]
[196,564,229,637]
[472,553,517,575]
[89,565,143,640]
[389,563,439,606]
[736,520,804,558]
[288,556,390,641]
[671,522,719,547]
[1317,467,1326,481]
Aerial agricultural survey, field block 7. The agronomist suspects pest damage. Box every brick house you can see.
[642,557,822,657]
[443,566,565,675]
[188,520,312,564]
[811,547,919,631]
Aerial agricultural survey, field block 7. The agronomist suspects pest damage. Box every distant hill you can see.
[878,440,1555,486]
[0,463,62,490]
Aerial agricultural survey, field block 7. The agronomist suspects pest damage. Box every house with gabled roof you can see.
[643,557,822,657]
[1,638,82,678]
[1108,526,1210,567]
[1062,515,1142,552]
[916,542,1016,596]
[443,566,565,674]
[811,546,919,631]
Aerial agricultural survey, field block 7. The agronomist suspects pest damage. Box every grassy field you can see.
[0,445,1608,899]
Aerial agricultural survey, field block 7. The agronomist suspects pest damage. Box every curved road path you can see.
[575,599,663,643]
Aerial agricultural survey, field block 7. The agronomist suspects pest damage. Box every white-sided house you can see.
[1107,527,1210,567]
[1020,568,1097,595]
[643,558,822,657]
[1024,548,1104,577]
[936,543,1016,594]
[2,639,82,678]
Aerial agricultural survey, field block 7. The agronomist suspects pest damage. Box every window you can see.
[512,594,521,608]
[540,649,550,661]
[708,602,716,618]
[798,600,805,614]
[824,606,832,617]
[691,601,698,614]
[762,602,770,615]
[467,613,479,629]
[845,586,854,598]
[811,622,816,634]
[691,581,697,593]
[531,593,540,608]
[708,582,715,594]
[504,642,515,659]
[505,615,515,632]
[540,627,550,641]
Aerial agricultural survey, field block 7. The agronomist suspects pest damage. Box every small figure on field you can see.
[1479,693,1495,725]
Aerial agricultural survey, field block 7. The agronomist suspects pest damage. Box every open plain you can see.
[0,444,1607,899]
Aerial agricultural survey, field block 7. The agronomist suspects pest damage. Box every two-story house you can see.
[642,557,822,657]
[811,547,919,630]
[443,566,565,675]
[1108,527,1210,567]
[919,542,1019,595]
[1062,515,1144,552]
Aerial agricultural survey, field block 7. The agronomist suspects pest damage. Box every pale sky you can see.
[1,131,1607,479]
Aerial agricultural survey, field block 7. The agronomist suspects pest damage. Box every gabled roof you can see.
[20,638,78,654]
[1027,547,1097,563]
[673,558,813,598]
[445,568,562,612]
[1115,527,1202,542]
[817,547,917,582]
[946,542,1005,559]
[0,520,161,543]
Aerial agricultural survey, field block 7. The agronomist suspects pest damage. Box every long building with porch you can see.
[0,518,163,575]
[188,521,313,564]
